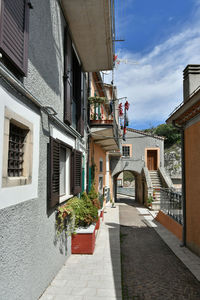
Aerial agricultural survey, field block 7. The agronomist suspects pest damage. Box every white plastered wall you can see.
[0,86,40,209]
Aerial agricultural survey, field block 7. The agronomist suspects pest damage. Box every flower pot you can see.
[71,224,96,254]
[95,210,101,231]
[95,217,100,231]
[100,209,104,220]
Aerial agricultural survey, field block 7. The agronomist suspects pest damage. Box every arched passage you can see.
[113,169,144,204]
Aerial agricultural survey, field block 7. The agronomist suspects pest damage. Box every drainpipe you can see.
[86,73,91,193]
[172,121,186,247]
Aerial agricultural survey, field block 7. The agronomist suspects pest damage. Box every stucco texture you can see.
[185,121,200,256]
[0,112,71,300]
[90,138,106,194]
[0,1,74,299]
[110,129,164,177]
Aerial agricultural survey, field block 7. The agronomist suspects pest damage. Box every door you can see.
[147,150,157,170]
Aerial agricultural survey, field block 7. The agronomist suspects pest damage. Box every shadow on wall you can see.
[53,225,71,256]
[28,0,61,95]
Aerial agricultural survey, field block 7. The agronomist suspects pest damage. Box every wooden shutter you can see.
[64,27,72,125]
[70,150,74,194]
[77,72,84,137]
[50,137,60,208]
[0,0,30,76]
[73,150,82,195]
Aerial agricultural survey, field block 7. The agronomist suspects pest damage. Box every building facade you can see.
[88,72,120,205]
[110,128,172,208]
[0,0,114,299]
[167,64,200,257]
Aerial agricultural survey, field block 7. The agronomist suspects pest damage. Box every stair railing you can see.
[159,187,183,224]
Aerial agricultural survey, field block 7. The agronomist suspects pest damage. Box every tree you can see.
[154,124,181,148]
[123,171,134,182]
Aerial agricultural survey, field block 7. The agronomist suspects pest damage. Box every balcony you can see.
[60,0,114,72]
[89,101,120,151]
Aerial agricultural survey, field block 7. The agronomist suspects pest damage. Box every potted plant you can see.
[147,195,154,209]
[88,183,101,230]
[56,196,98,254]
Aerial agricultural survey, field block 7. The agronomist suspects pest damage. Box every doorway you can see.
[147,150,158,170]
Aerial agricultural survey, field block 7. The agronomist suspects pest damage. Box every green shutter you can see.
[88,167,92,191]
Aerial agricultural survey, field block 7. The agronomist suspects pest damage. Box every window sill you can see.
[2,176,31,188]
[59,194,73,204]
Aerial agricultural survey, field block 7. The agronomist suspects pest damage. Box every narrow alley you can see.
[119,197,200,300]
[40,195,200,300]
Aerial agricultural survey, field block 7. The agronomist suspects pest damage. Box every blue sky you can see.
[106,0,200,129]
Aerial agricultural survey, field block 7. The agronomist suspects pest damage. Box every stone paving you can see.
[40,195,200,300]
[40,205,122,300]
[119,197,200,300]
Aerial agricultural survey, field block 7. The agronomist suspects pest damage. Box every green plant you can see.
[88,182,98,199]
[88,96,107,103]
[147,195,154,206]
[88,183,101,209]
[56,197,98,236]
[81,191,90,202]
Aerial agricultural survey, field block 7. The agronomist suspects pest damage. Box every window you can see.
[99,159,103,173]
[98,175,103,195]
[2,108,33,188]
[0,0,30,76]
[49,137,82,208]
[8,123,28,177]
[64,27,84,136]
[122,146,130,157]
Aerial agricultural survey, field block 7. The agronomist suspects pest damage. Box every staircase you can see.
[149,170,162,210]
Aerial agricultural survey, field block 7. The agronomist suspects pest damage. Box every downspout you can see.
[86,73,91,193]
[173,121,186,247]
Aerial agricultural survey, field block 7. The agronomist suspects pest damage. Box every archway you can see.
[113,170,143,204]
[116,171,136,199]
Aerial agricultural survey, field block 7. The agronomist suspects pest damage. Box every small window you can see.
[122,146,130,157]
[8,123,29,177]
[99,159,103,172]
[2,108,33,188]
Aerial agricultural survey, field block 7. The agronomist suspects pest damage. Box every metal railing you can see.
[159,188,183,225]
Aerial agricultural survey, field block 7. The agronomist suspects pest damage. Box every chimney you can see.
[183,65,200,102]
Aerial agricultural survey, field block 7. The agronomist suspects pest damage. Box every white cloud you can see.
[108,3,200,129]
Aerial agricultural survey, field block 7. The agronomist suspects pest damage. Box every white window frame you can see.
[59,145,73,203]
[51,127,76,204]
[0,87,40,210]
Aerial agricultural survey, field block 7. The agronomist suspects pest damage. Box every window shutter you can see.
[64,27,72,125]
[0,0,30,76]
[73,150,82,195]
[50,137,60,208]
[70,150,74,194]
[77,72,84,137]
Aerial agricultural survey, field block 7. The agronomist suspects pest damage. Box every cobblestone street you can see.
[119,197,200,300]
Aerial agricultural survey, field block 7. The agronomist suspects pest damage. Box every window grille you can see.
[122,146,130,157]
[8,123,28,177]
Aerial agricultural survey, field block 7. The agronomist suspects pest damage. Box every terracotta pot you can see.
[95,217,100,230]
[71,224,96,254]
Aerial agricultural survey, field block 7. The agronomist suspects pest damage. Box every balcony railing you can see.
[159,188,183,225]
[90,102,113,125]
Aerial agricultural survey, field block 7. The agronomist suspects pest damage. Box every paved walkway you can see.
[119,197,200,300]
[40,196,200,300]
[40,205,122,300]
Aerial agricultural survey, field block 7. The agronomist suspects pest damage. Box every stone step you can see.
[151,201,161,211]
